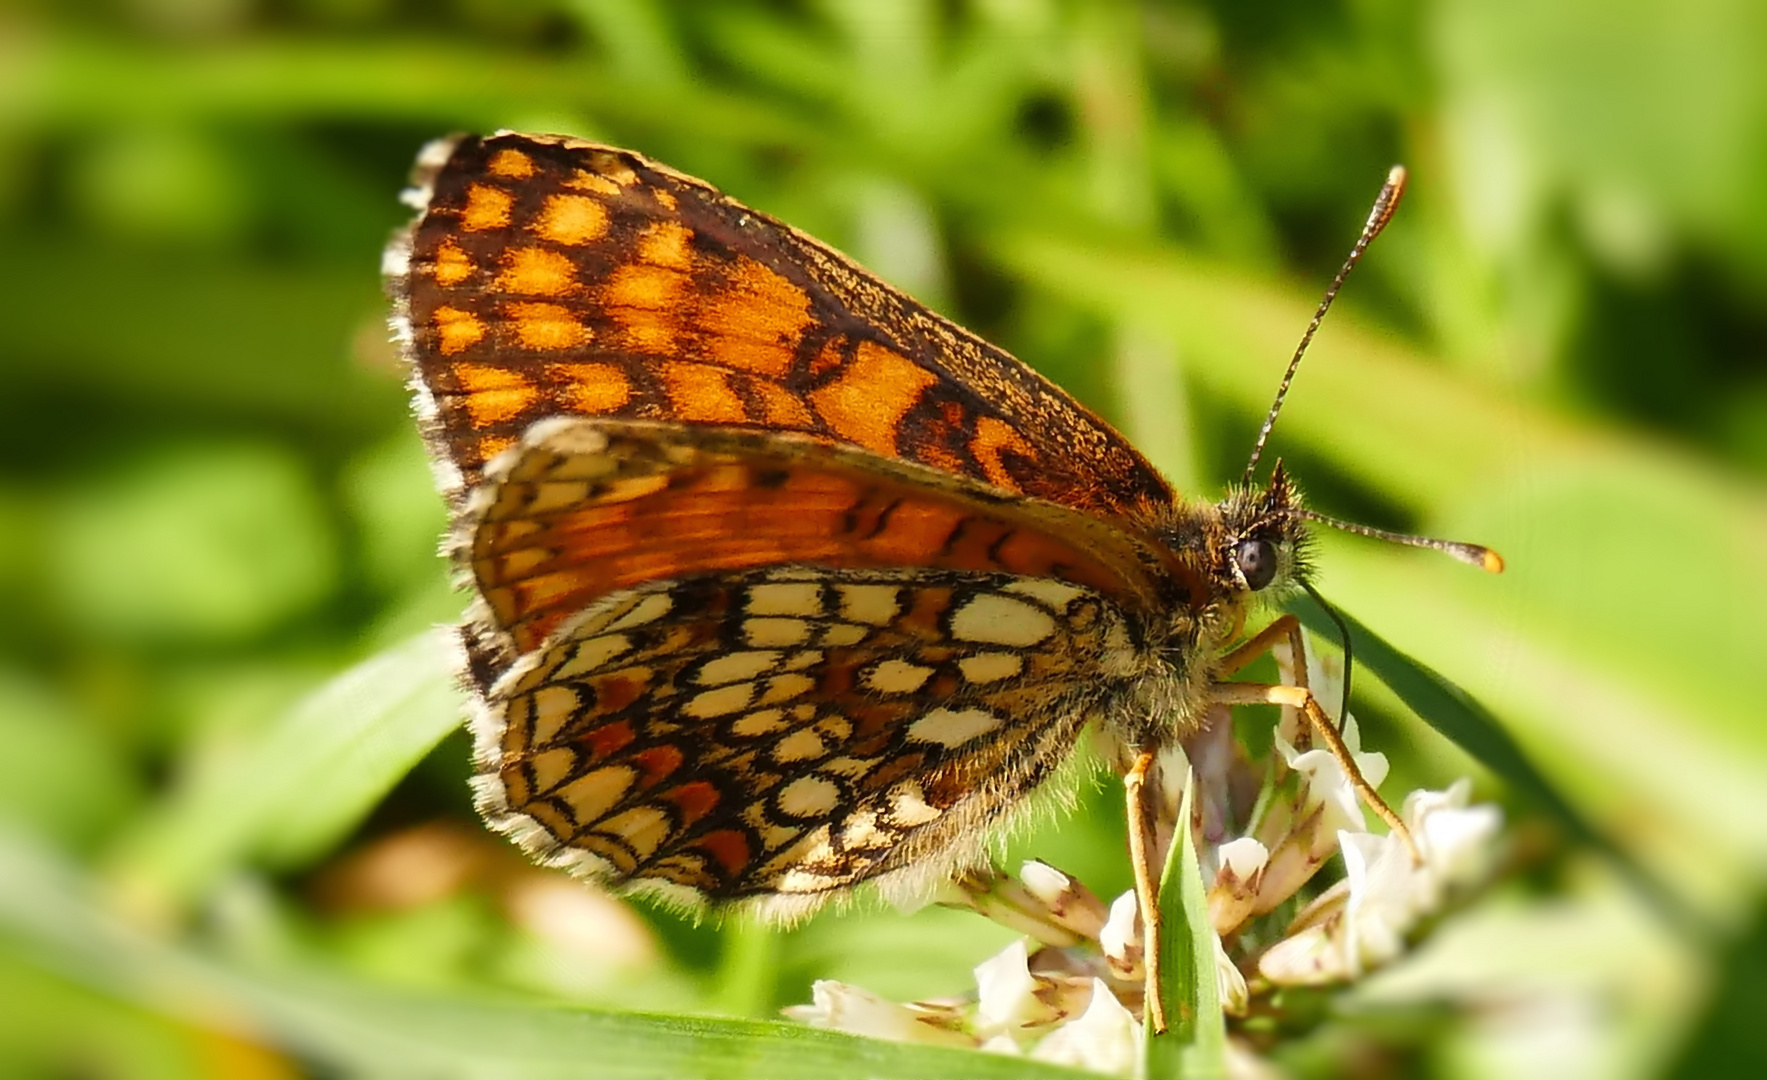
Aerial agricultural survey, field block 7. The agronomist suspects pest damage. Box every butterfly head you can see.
[1213,459,1314,602]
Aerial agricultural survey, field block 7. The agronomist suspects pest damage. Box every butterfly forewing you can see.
[388,132,1174,518]
[471,565,1144,912]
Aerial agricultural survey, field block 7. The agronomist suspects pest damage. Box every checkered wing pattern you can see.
[471,564,1141,912]
[385,133,1209,916]
[387,132,1175,519]
[452,418,1163,909]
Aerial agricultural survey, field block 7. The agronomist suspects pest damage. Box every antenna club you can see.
[1479,548,1506,574]
[1365,165,1409,240]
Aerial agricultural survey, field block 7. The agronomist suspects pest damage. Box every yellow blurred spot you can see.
[638,221,693,270]
[547,361,631,413]
[660,361,746,423]
[564,169,622,196]
[488,148,536,178]
[432,305,484,354]
[456,362,537,424]
[535,193,609,245]
[498,246,577,296]
[604,263,684,353]
[460,183,513,231]
[432,238,473,286]
[507,302,592,351]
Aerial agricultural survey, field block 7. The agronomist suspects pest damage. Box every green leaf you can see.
[0,833,1102,1080]
[1146,768,1226,1080]
[1287,593,1712,945]
[108,630,464,908]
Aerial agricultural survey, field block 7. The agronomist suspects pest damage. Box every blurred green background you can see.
[1,1,1764,1077]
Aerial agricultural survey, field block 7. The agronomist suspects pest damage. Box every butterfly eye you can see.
[1235,538,1278,591]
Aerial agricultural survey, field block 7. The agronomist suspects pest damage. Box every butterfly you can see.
[383,131,1498,1030]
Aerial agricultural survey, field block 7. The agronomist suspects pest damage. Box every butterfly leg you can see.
[1123,746,1168,1034]
[1212,616,1419,862]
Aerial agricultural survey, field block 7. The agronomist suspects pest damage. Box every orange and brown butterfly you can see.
[384,131,1497,1030]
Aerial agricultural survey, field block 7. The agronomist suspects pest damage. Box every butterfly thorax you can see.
[1103,467,1312,749]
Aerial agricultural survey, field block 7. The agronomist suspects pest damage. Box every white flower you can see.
[1276,715,1389,836]
[1259,783,1503,986]
[1209,836,1269,935]
[1098,889,1143,980]
[1031,978,1142,1077]
[784,980,974,1047]
[1215,930,1250,1016]
[1340,829,1418,972]
[974,939,1055,1037]
[1409,779,1503,895]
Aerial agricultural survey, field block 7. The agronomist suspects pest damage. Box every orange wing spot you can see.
[751,379,815,428]
[637,221,694,270]
[693,829,752,877]
[476,433,514,461]
[432,305,485,355]
[455,362,538,425]
[583,719,636,759]
[659,361,748,424]
[487,148,536,178]
[604,263,685,353]
[498,247,577,296]
[506,301,592,351]
[659,780,720,828]
[432,238,474,286]
[547,361,631,414]
[534,193,610,246]
[605,262,683,309]
[970,416,1036,493]
[808,341,938,457]
[633,744,685,788]
[460,183,513,231]
[695,256,813,379]
[564,169,622,196]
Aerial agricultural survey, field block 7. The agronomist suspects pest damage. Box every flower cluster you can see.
[788,632,1502,1076]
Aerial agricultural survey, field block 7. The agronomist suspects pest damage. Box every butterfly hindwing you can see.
[470,565,1145,914]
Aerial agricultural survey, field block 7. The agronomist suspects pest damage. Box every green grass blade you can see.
[1145,768,1226,1080]
[107,629,464,908]
[1,831,1103,1080]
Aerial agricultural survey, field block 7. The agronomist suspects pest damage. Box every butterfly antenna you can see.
[1296,509,1506,573]
[1241,166,1409,487]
